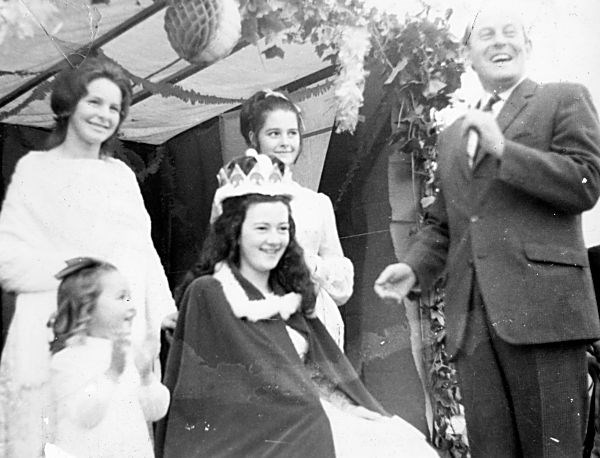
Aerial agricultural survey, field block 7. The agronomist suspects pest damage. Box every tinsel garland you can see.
[98,51,244,106]
[0,79,53,122]
[292,79,334,103]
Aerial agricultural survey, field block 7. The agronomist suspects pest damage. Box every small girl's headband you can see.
[260,89,304,130]
[55,257,107,280]
[262,89,290,101]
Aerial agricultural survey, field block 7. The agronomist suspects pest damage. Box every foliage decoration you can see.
[97,51,244,106]
[125,70,244,106]
[290,78,334,103]
[113,141,166,184]
[237,0,377,132]
[423,283,470,457]
[354,7,469,456]
[332,25,371,133]
[314,10,469,452]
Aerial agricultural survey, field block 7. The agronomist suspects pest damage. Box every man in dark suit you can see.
[375,4,600,457]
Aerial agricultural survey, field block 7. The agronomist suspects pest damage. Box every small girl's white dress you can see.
[48,337,169,458]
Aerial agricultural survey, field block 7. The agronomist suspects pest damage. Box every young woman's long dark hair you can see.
[178,192,316,315]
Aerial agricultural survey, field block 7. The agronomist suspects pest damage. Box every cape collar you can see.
[213,262,302,322]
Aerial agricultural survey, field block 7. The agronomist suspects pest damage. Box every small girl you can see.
[46,257,169,458]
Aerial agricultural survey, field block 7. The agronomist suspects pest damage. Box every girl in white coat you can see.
[47,258,169,458]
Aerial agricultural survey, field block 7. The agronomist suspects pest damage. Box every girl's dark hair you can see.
[239,90,304,152]
[49,260,117,354]
[177,155,315,314]
[46,57,132,156]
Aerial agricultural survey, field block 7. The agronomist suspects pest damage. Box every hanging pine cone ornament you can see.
[164,0,241,65]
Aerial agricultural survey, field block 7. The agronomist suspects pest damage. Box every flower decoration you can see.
[432,70,481,131]
[333,25,371,134]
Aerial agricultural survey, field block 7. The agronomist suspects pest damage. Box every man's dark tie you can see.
[481,92,501,113]
[471,93,501,168]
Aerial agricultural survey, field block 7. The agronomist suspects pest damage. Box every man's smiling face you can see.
[466,7,532,93]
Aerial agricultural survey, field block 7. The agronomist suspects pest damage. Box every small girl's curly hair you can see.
[48,258,117,354]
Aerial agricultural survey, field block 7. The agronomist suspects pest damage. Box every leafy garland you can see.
[367,9,469,457]
[237,0,376,133]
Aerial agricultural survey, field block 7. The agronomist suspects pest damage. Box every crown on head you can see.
[211,149,296,220]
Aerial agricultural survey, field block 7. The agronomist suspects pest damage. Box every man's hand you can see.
[461,110,505,159]
[588,340,600,380]
[374,263,417,303]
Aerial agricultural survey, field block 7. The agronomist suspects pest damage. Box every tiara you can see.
[211,150,297,220]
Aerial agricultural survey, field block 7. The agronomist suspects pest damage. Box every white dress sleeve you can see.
[137,374,170,422]
[0,155,66,292]
[306,194,354,306]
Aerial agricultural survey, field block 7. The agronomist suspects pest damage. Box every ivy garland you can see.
[369,10,469,456]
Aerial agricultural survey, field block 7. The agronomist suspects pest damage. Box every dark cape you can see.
[155,268,386,458]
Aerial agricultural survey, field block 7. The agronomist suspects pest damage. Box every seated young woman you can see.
[155,152,437,458]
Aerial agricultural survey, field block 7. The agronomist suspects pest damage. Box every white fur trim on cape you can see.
[213,263,301,321]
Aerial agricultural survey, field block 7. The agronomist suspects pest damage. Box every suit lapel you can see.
[473,79,538,171]
[496,78,537,133]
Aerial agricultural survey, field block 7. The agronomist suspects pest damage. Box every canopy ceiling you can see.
[0,0,331,145]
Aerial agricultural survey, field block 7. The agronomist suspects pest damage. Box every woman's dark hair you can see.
[239,90,304,153]
[196,194,315,314]
[46,57,132,155]
[176,154,315,314]
[49,259,117,354]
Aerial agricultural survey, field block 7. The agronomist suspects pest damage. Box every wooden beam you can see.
[281,65,336,93]
[0,0,167,109]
